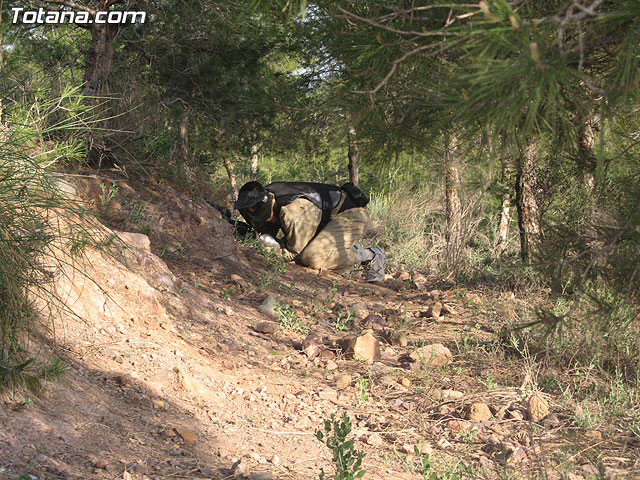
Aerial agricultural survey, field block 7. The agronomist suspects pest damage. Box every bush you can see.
[0,89,112,392]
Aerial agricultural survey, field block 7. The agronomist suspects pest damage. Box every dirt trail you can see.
[1,175,638,480]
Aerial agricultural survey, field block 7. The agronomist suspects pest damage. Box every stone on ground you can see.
[527,394,550,422]
[350,331,382,362]
[410,343,452,367]
[302,332,324,360]
[259,296,278,319]
[467,401,492,421]
[254,321,278,334]
[174,427,198,443]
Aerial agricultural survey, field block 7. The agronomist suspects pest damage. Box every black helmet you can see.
[235,182,273,230]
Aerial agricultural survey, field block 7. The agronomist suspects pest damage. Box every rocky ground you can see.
[1,174,639,480]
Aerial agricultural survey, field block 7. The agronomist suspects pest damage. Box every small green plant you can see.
[481,373,498,390]
[275,302,310,334]
[414,447,463,480]
[316,412,366,480]
[334,310,354,332]
[356,378,369,407]
[127,199,150,225]
[99,181,119,210]
[454,428,477,444]
[221,287,236,299]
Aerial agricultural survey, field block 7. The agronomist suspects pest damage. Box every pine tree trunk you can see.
[178,104,190,164]
[83,22,118,101]
[515,138,540,261]
[445,135,463,265]
[223,157,239,207]
[348,125,360,186]
[496,154,513,255]
[250,143,260,178]
[578,112,597,190]
[82,11,118,164]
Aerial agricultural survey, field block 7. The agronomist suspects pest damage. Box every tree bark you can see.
[178,104,191,164]
[578,112,597,189]
[445,134,463,265]
[347,125,360,186]
[515,138,541,262]
[250,142,260,178]
[223,157,239,207]
[83,22,118,102]
[496,154,513,255]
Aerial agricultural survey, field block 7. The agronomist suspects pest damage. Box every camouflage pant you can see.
[299,207,369,273]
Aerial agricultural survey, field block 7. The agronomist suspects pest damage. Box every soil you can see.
[1,174,638,480]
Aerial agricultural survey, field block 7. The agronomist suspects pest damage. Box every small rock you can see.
[542,413,560,428]
[93,458,108,469]
[325,360,338,371]
[116,231,151,250]
[366,433,384,446]
[259,296,278,319]
[248,473,274,480]
[319,349,335,360]
[362,314,386,331]
[54,178,78,199]
[437,437,452,448]
[230,274,244,284]
[174,427,198,443]
[132,464,149,475]
[467,401,492,421]
[508,446,528,464]
[385,278,405,290]
[35,454,48,463]
[447,419,472,433]
[152,400,165,409]
[395,271,411,281]
[255,321,278,334]
[174,366,199,395]
[302,332,324,360]
[509,409,524,421]
[441,303,457,315]
[123,472,132,480]
[527,394,550,422]
[402,444,414,454]
[410,344,452,367]
[335,374,352,389]
[350,302,369,320]
[437,389,464,400]
[156,274,175,289]
[429,302,443,318]
[384,330,408,347]
[249,452,262,462]
[400,377,411,388]
[417,442,433,456]
[232,459,248,478]
[270,455,280,466]
[349,331,381,362]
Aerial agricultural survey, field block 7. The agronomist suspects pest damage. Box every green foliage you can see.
[316,413,366,480]
[0,84,114,391]
[333,309,354,332]
[99,182,119,210]
[355,378,369,407]
[274,302,310,334]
